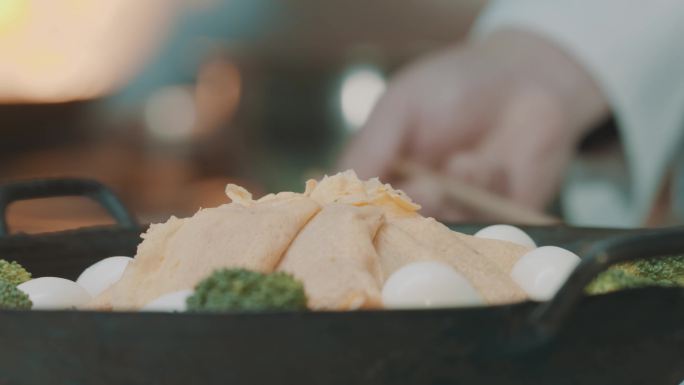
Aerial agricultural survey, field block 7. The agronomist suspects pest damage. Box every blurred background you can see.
[0,0,483,232]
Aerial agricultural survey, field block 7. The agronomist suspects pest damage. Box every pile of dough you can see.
[90,171,530,310]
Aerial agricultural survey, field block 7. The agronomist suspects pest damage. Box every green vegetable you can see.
[586,255,684,295]
[187,268,308,312]
[630,255,684,285]
[0,280,32,310]
[0,259,31,286]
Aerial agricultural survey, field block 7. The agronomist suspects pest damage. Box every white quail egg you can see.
[18,277,92,309]
[76,256,132,297]
[382,261,482,309]
[140,289,194,312]
[475,224,537,248]
[511,246,581,301]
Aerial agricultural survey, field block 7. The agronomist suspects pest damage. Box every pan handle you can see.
[524,226,684,347]
[0,178,138,236]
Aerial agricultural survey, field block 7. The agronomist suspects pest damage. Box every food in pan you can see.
[0,259,31,286]
[3,171,683,312]
[511,246,581,301]
[474,225,537,249]
[76,256,133,297]
[141,289,193,312]
[88,170,532,311]
[0,259,32,310]
[381,261,482,308]
[0,280,32,310]
[18,277,91,310]
[586,255,684,294]
[186,269,307,312]
[90,189,320,310]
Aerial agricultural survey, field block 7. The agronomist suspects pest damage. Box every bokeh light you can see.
[0,0,28,34]
[0,0,179,103]
[339,66,386,130]
[194,57,242,138]
[144,85,196,143]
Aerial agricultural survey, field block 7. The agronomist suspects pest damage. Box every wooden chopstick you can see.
[395,160,561,225]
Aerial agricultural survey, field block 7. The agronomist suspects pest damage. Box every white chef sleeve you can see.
[471,0,684,227]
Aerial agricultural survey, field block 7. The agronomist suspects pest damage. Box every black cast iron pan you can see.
[0,178,682,385]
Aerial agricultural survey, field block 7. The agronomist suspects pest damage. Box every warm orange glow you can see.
[0,0,181,103]
[194,57,242,137]
[142,57,242,143]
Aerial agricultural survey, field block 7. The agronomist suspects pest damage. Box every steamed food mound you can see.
[90,170,531,311]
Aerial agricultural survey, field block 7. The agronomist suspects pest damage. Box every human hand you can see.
[339,29,609,221]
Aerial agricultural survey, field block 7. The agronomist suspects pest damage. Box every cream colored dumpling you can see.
[277,204,384,310]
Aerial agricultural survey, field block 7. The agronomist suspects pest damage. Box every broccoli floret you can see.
[631,255,684,286]
[586,268,658,294]
[186,268,307,312]
[586,255,684,295]
[0,280,32,310]
[0,259,31,286]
